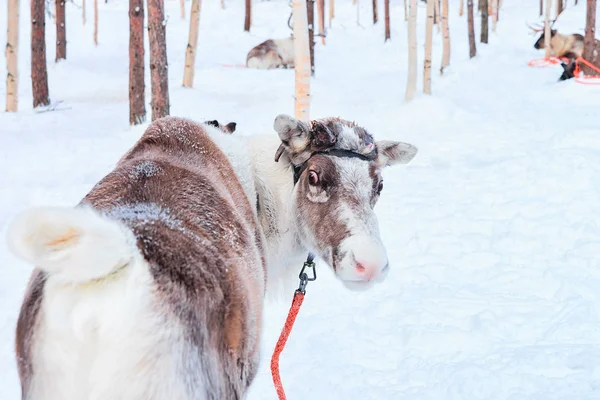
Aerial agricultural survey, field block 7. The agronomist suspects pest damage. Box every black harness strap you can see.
[292,149,376,185]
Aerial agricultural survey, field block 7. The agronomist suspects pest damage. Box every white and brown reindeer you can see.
[246,37,295,69]
[7,114,417,400]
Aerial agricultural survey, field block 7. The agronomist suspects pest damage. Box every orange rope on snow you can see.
[528,55,600,85]
[527,56,567,67]
[270,291,305,400]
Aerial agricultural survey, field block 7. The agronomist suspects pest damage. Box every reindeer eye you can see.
[377,181,384,194]
[308,170,319,186]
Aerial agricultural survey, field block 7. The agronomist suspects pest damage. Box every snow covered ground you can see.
[2,0,600,398]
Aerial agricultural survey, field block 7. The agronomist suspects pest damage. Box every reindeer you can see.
[205,119,237,134]
[7,115,417,400]
[246,37,295,69]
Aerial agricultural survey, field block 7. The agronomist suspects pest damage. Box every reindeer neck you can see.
[248,135,308,289]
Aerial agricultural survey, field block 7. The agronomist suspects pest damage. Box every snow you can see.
[2,0,600,399]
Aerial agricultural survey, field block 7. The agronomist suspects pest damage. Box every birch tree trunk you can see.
[467,0,476,57]
[292,0,311,120]
[544,0,552,58]
[581,0,598,76]
[56,0,66,61]
[318,0,325,44]
[405,0,417,101]
[83,0,86,25]
[94,0,98,45]
[244,0,251,31]
[147,0,170,120]
[307,0,315,74]
[385,0,391,40]
[129,0,145,124]
[372,0,378,24]
[491,0,498,32]
[440,0,450,74]
[480,0,488,43]
[6,0,19,112]
[459,0,464,16]
[183,0,201,87]
[180,0,185,19]
[329,0,334,27]
[32,0,50,107]
[556,0,563,16]
[434,0,440,32]
[424,0,434,94]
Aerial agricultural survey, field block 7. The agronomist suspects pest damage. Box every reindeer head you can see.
[273,114,417,291]
[205,119,237,134]
[528,20,558,50]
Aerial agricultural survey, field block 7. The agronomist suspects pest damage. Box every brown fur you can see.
[16,117,267,398]
[534,30,585,58]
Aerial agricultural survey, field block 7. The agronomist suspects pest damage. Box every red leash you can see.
[270,255,317,400]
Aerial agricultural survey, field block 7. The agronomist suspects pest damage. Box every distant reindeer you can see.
[246,37,295,69]
[7,115,417,399]
[205,119,237,134]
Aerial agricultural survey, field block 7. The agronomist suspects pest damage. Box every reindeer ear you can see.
[225,122,237,133]
[375,140,418,167]
[273,114,312,163]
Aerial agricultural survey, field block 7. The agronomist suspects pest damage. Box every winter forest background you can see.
[2,0,600,399]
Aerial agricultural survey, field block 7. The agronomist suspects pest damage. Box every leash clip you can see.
[297,258,317,294]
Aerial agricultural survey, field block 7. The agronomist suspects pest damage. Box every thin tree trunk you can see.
[129,0,145,124]
[221,0,225,9]
[385,0,390,40]
[491,0,497,31]
[544,0,552,58]
[540,0,543,16]
[424,0,434,94]
[556,0,563,16]
[292,0,311,120]
[403,0,407,21]
[244,0,251,31]
[318,0,325,43]
[307,0,315,75]
[440,0,450,74]
[94,0,98,45]
[180,0,185,19]
[434,0,440,32]
[405,0,417,101]
[147,0,170,120]
[480,0,488,43]
[56,0,66,61]
[183,0,201,87]
[356,0,360,25]
[329,0,334,27]
[581,0,598,75]
[83,0,86,25]
[467,0,476,57]
[31,0,50,107]
[6,0,19,112]
[459,0,464,16]
[372,0,378,24]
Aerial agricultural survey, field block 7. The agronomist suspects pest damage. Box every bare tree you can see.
[405,0,417,101]
[385,0,391,40]
[491,0,498,31]
[221,0,225,9]
[440,0,450,74]
[424,0,434,94]
[56,0,66,61]
[539,0,543,16]
[32,0,50,107]
[83,0,86,25]
[94,0,98,45]
[544,0,552,58]
[329,0,334,27]
[459,0,464,16]
[403,0,407,20]
[6,0,19,112]
[480,0,488,43]
[307,0,315,75]
[129,0,145,124]
[292,0,311,119]
[147,0,170,120]
[372,0,378,24]
[556,0,563,16]
[180,0,185,19]
[581,0,598,76]
[244,0,251,31]
[318,0,326,44]
[183,0,201,87]
[467,0,476,57]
